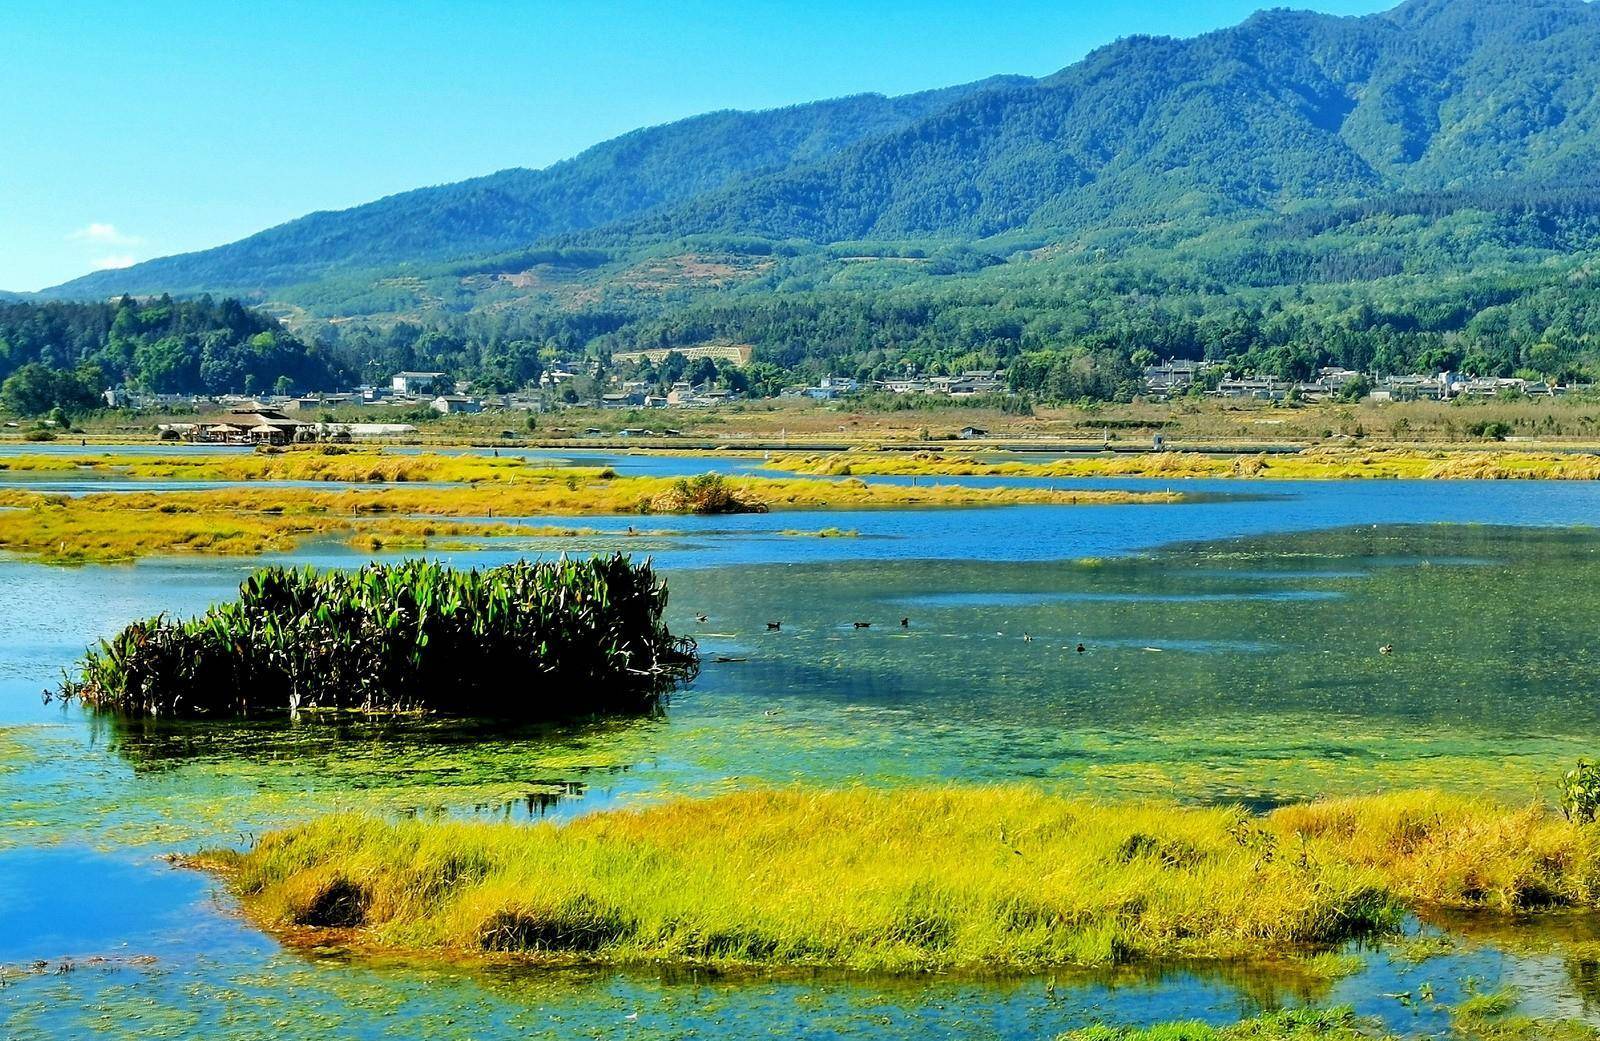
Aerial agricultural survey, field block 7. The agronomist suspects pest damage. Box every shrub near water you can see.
[56,556,696,718]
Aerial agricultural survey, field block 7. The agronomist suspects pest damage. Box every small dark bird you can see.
[1076,643,1086,654]
[766,621,782,631]
[695,613,708,623]
[853,621,872,629]
[900,617,910,628]
[1023,633,1033,643]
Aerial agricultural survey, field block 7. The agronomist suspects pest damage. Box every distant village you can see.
[125,358,1590,444]
[1141,359,1589,403]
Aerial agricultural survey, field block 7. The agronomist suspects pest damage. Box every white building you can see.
[391,371,448,396]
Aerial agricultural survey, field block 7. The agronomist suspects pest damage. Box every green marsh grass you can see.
[208,786,1600,974]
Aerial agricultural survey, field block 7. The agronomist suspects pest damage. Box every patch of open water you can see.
[4,452,1600,1037]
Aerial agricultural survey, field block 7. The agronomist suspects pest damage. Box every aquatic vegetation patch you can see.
[55,556,696,719]
[0,474,1180,562]
[208,787,1600,974]
[204,787,1409,973]
[1063,1007,1374,1041]
[0,726,35,774]
[0,487,580,563]
[1059,1003,1600,1041]
[772,448,1600,481]
[0,447,569,485]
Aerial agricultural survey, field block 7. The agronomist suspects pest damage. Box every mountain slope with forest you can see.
[45,79,1023,298]
[604,0,1600,243]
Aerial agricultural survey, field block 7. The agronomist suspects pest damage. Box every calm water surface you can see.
[3,453,1600,1038]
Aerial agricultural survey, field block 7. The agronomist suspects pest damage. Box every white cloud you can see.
[92,255,137,270]
[69,223,141,245]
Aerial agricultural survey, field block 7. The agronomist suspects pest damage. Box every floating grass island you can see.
[772,447,1600,481]
[55,556,696,718]
[199,786,1600,975]
[0,460,1181,563]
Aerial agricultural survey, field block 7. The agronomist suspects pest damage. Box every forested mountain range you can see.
[21,0,1600,401]
[45,80,1019,298]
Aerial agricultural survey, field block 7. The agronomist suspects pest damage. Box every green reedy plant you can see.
[55,555,696,719]
[1560,760,1600,824]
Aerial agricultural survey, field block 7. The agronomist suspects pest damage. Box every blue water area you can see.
[5,454,1600,1037]
[0,847,250,965]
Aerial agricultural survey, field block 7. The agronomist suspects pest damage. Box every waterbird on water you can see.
[900,617,910,628]
[766,621,782,631]
[1380,644,1394,655]
[853,621,872,629]
[1076,644,1086,654]
[695,613,708,623]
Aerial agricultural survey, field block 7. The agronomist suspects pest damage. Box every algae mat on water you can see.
[5,524,1600,854]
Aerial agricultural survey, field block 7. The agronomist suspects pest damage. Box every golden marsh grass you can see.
[204,787,1600,974]
[774,448,1600,481]
[0,473,1179,563]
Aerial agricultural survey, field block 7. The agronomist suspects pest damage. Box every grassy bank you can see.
[0,474,1179,563]
[774,447,1600,481]
[203,787,1600,974]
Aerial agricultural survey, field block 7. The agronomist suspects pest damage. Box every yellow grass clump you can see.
[202,787,1600,974]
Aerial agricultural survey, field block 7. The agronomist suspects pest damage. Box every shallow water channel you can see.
[3,449,1600,1038]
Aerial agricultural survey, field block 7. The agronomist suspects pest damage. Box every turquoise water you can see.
[5,453,1600,1037]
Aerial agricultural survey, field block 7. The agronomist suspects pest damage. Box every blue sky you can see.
[2,0,1394,292]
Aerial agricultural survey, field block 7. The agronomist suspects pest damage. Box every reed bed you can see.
[773,448,1600,481]
[203,786,1600,974]
[56,556,696,718]
[0,475,1178,563]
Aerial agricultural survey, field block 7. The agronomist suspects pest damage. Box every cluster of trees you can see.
[0,363,104,419]
[0,296,341,414]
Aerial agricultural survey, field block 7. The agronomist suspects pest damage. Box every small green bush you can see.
[1560,760,1600,824]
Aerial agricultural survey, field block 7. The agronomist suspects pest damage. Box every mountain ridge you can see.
[42,78,1026,299]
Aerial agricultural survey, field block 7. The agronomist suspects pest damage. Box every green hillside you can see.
[44,79,1022,298]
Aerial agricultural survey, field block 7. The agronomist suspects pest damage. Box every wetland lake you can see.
[4,449,1600,1038]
